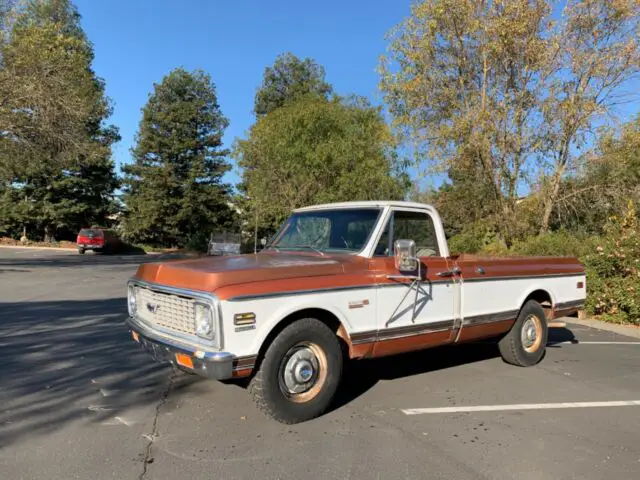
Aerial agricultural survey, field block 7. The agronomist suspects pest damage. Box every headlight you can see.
[194,302,215,340]
[127,284,137,316]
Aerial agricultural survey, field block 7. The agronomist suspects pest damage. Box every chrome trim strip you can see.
[227,284,378,302]
[462,272,585,283]
[350,320,455,345]
[129,278,212,299]
[554,300,585,311]
[351,337,378,345]
[226,272,586,301]
[350,310,521,346]
[127,278,223,349]
[126,315,233,362]
[463,310,519,326]
[377,327,453,342]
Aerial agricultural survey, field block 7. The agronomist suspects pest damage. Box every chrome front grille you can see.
[135,287,196,335]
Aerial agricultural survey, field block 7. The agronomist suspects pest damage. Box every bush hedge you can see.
[448,203,639,325]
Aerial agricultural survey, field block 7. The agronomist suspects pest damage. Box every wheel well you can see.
[523,289,553,319]
[254,308,348,372]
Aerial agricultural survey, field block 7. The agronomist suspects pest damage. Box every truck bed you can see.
[452,253,584,279]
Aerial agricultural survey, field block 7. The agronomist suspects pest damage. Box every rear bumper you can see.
[77,244,103,250]
[125,316,234,380]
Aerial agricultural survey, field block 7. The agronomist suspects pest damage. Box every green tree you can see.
[0,0,112,174]
[0,157,120,238]
[122,68,234,248]
[380,0,640,241]
[235,96,408,231]
[550,115,640,233]
[254,52,333,116]
[539,0,640,231]
[0,0,119,240]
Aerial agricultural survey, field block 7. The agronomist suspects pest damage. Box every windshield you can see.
[269,208,381,253]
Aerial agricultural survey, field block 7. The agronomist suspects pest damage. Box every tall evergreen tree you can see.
[0,0,119,240]
[254,52,332,116]
[122,68,233,248]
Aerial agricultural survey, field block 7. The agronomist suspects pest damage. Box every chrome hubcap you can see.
[522,316,538,349]
[280,345,320,395]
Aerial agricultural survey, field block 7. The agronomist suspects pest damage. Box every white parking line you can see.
[402,400,640,415]
[551,341,640,345]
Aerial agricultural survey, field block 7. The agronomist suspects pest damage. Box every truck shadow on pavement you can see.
[332,343,500,412]
[0,298,207,448]
[331,326,578,412]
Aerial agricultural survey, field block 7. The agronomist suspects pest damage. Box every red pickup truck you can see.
[126,201,586,423]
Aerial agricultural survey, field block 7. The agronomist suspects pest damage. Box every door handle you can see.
[437,267,461,277]
[476,266,486,274]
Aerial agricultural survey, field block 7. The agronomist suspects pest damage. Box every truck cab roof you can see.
[295,200,437,212]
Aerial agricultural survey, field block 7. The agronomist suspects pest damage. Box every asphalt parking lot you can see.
[1,247,639,480]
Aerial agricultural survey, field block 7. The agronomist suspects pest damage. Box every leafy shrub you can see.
[509,230,588,257]
[450,212,638,325]
[581,202,640,325]
[448,221,502,254]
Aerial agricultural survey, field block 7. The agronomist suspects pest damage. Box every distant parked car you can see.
[207,232,241,256]
[76,228,121,254]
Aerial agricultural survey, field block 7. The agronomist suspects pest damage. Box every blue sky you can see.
[74,0,411,188]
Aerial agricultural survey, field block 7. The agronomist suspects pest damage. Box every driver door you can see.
[371,209,458,357]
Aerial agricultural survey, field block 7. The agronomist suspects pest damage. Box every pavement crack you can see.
[139,368,176,480]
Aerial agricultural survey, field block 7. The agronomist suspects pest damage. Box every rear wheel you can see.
[498,300,548,367]
[78,248,85,255]
[249,318,342,424]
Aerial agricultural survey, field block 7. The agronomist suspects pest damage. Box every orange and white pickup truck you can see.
[126,201,586,423]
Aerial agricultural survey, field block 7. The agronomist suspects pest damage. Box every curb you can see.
[563,317,640,340]
[0,244,76,252]
[0,244,168,255]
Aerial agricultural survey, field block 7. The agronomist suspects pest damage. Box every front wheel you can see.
[499,300,548,367]
[77,248,85,255]
[248,318,342,424]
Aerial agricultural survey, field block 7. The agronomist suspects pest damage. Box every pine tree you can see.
[122,68,233,248]
[254,52,332,116]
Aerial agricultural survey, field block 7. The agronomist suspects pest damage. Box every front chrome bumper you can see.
[126,315,234,380]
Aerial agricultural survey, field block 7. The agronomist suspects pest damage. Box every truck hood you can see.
[133,252,348,293]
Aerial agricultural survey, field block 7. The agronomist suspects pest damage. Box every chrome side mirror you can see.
[394,239,418,272]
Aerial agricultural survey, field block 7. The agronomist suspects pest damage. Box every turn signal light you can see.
[175,353,194,369]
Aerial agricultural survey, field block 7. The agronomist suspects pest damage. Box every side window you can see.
[393,210,440,257]
[374,210,440,257]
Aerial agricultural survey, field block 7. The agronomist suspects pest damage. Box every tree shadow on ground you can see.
[0,251,192,269]
[0,298,208,448]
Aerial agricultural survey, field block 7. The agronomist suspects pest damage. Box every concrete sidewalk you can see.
[565,317,640,339]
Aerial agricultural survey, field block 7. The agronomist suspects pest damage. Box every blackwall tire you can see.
[498,300,548,367]
[248,318,342,424]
